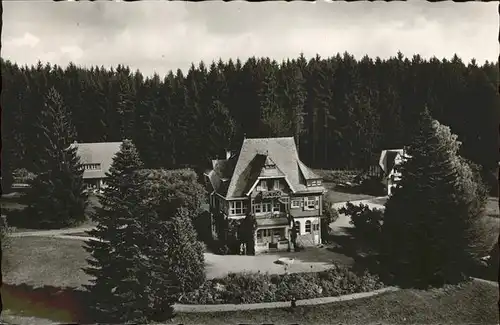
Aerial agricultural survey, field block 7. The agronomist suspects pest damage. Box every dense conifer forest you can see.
[1,52,498,190]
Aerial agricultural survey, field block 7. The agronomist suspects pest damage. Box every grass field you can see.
[171,279,499,325]
[3,235,499,324]
[4,237,91,289]
[324,183,378,204]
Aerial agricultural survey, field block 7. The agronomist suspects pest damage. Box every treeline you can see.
[2,52,498,187]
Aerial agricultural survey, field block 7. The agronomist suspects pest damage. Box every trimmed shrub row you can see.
[179,264,384,305]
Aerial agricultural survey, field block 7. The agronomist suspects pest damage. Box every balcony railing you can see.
[254,211,286,219]
[259,189,283,199]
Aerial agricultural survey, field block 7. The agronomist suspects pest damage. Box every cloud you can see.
[1,1,497,77]
[5,32,40,48]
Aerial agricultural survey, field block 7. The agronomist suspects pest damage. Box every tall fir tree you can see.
[83,139,155,322]
[24,87,87,228]
[381,108,493,288]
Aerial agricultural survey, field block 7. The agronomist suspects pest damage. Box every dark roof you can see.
[70,142,122,179]
[224,137,324,198]
[297,160,321,179]
[207,157,237,195]
[240,154,268,195]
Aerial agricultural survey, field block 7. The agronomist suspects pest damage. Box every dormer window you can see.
[84,163,101,170]
[307,179,322,187]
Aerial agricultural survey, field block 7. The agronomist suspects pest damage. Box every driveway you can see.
[9,226,96,238]
[205,247,352,279]
[330,197,386,236]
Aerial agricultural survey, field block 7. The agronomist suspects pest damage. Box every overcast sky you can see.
[2,1,498,77]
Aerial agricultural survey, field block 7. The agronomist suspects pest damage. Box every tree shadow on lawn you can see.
[2,283,94,324]
[327,228,383,275]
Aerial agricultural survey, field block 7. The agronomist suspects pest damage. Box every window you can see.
[294,221,301,235]
[308,179,322,187]
[272,201,280,212]
[84,163,101,170]
[312,220,320,231]
[291,199,301,209]
[262,202,271,213]
[305,220,312,234]
[229,201,247,215]
[305,197,317,210]
[258,180,268,191]
[273,179,280,190]
[254,203,262,214]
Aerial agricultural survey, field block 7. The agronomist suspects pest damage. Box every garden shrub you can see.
[221,272,277,303]
[358,176,386,196]
[275,272,322,301]
[321,196,339,243]
[339,202,384,246]
[180,263,384,305]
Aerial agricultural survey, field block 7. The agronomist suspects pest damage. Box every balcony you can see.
[254,211,286,219]
[259,189,283,199]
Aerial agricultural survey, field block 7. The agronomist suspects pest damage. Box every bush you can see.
[339,202,384,247]
[221,272,277,303]
[321,196,339,242]
[358,176,385,196]
[316,170,361,185]
[180,264,384,305]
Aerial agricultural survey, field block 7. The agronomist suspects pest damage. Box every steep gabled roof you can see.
[70,142,122,179]
[379,148,410,178]
[297,160,321,180]
[225,137,323,198]
[207,157,237,195]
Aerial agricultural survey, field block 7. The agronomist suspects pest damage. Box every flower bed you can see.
[179,264,384,305]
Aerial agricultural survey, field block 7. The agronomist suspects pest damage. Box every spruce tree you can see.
[381,108,493,288]
[83,139,148,322]
[23,87,87,228]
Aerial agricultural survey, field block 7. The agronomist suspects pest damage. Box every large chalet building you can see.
[205,137,326,254]
[70,141,122,190]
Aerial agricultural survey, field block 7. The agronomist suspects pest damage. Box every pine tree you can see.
[381,108,493,288]
[23,87,87,228]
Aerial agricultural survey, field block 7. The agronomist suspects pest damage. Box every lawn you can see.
[172,279,499,325]
[2,193,100,232]
[3,237,499,324]
[324,184,378,204]
[3,237,350,289]
[4,237,92,289]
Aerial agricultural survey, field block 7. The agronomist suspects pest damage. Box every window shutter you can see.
[315,198,319,209]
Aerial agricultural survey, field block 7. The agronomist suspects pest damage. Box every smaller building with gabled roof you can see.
[69,141,122,190]
[379,148,411,196]
[204,137,326,254]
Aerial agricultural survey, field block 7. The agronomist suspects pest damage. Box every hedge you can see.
[179,264,384,305]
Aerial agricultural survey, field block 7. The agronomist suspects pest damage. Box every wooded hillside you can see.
[2,52,498,189]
